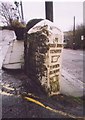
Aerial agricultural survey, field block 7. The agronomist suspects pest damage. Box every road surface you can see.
[62,49,83,83]
[1,49,84,119]
[0,30,84,118]
[1,70,84,118]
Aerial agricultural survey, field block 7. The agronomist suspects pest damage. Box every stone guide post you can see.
[24,20,63,96]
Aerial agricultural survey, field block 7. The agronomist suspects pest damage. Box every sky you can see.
[22,1,83,31]
[0,0,84,32]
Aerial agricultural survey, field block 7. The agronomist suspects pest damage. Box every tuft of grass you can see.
[72,96,83,104]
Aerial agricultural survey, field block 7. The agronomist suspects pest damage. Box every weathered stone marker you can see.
[24,19,63,95]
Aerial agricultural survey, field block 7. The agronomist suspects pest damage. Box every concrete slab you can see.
[2,40,24,69]
[1,30,16,43]
[60,69,84,97]
[0,29,17,69]
[3,63,22,69]
[0,44,9,69]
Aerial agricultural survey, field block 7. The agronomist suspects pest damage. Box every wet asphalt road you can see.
[0,48,84,119]
[0,30,84,118]
[1,69,84,119]
[1,71,67,118]
[62,49,84,83]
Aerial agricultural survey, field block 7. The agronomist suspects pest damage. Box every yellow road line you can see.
[2,85,15,91]
[24,96,45,108]
[0,91,14,96]
[27,93,40,99]
[24,96,76,118]
[1,90,81,119]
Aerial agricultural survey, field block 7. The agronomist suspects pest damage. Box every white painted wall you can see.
[0,29,16,69]
[0,29,16,43]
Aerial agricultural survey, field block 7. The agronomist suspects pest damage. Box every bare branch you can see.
[0,2,19,26]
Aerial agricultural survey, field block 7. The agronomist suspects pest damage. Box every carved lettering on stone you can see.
[51,55,60,63]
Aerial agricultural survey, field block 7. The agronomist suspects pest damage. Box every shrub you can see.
[11,20,26,40]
